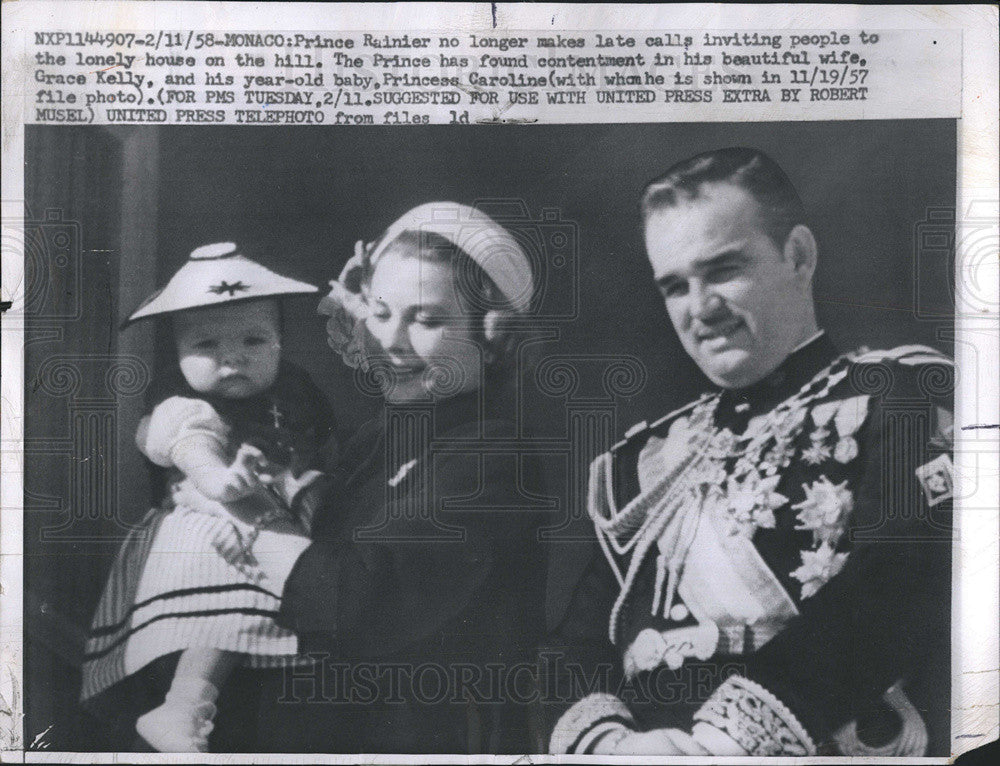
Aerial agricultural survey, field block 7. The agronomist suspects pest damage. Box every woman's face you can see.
[363,247,484,403]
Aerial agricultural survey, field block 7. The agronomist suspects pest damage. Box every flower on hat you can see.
[208,280,250,296]
[793,476,853,546]
[318,278,372,370]
[790,543,850,599]
[317,240,377,370]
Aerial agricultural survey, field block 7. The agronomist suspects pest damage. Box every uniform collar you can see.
[717,331,838,426]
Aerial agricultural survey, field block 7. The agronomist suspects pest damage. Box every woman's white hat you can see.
[124,242,318,326]
[369,202,534,313]
[319,203,535,369]
[337,202,534,314]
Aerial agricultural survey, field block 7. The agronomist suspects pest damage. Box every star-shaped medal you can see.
[208,280,250,296]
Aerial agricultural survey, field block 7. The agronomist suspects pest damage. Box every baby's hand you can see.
[194,444,269,502]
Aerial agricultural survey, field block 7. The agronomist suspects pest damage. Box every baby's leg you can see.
[136,648,242,752]
[176,646,242,689]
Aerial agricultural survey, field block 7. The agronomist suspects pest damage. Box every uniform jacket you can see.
[543,334,953,756]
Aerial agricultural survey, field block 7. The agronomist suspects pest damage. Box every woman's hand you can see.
[208,519,260,579]
[210,515,307,583]
[197,501,308,583]
[247,521,312,588]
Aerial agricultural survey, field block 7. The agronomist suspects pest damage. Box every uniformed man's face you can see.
[645,183,816,389]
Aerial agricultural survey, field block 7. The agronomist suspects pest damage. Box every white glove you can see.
[248,524,312,590]
[593,726,710,755]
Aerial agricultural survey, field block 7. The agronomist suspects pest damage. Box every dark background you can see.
[23,120,957,751]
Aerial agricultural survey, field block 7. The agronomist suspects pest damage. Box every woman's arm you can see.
[261,422,539,657]
[245,518,313,584]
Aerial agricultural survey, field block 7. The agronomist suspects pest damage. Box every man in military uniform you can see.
[543,148,953,756]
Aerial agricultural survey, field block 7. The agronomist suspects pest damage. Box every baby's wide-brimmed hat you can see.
[124,242,318,327]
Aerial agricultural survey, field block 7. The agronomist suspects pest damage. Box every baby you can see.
[82,243,334,752]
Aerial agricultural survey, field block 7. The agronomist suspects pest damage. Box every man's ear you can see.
[784,224,818,287]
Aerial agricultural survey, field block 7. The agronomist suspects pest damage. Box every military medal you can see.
[834,436,859,463]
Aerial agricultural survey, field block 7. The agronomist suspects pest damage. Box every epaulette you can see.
[609,394,711,454]
[852,344,953,366]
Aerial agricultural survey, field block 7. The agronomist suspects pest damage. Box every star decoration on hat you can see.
[208,280,250,296]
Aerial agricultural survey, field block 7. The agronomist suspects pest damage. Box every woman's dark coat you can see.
[258,390,549,754]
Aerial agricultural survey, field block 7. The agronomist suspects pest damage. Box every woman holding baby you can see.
[84,202,548,754]
[240,202,548,753]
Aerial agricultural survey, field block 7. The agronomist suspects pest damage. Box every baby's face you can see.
[174,300,281,398]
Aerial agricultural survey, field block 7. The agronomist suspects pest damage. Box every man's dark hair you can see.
[641,147,807,248]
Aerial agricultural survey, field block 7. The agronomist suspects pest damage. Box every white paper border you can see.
[2,3,997,762]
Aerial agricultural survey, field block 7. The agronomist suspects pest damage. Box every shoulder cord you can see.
[602,353,855,643]
[606,435,715,643]
[592,422,712,571]
[591,396,720,559]
[653,497,705,619]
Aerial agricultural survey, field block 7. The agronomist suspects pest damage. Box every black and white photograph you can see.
[19,120,958,756]
[2,2,998,763]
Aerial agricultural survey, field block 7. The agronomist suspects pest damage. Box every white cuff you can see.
[574,721,629,755]
[691,721,749,756]
[693,675,816,756]
[549,692,635,754]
